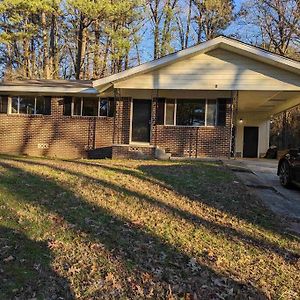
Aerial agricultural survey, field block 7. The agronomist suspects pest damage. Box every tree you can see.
[176,0,193,49]
[147,0,179,59]
[240,0,300,58]
[192,0,235,42]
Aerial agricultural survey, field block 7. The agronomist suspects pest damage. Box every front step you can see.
[155,147,171,160]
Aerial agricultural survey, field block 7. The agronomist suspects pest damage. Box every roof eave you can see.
[0,86,99,95]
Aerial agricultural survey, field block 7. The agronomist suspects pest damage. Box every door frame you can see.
[130,98,152,144]
[242,126,259,158]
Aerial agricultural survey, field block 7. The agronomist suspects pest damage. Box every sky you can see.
[138,0,247,64]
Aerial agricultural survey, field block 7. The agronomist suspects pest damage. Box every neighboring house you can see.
[0,36,300,159]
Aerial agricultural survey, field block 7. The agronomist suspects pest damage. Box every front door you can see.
[131,99,152,143]
[243,126,259,158]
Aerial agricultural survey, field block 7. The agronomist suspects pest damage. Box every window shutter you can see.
[217,99,228,126]
[156,98,165,125]
[0,96,8,114]
[63,97,72,116]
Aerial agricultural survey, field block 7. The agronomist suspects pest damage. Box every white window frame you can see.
[206,99,218,127]
[164,98,221,127]
[70,97,111,117]
[9,96,50,115]
[72,97,84,116]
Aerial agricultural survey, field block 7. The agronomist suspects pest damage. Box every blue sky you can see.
[138,0,247,63]
[235,0,243,9]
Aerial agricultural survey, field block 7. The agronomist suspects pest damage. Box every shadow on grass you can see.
[0,158,267,299]
[2,157,300,265]
[0,225,74,299]
[57,159,300,262]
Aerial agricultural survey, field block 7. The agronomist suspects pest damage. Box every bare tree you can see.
[240,0,299,58]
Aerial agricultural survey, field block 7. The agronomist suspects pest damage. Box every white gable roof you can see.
[93,36,300,91]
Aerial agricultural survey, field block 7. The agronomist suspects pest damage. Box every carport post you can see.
[230,91,239,158]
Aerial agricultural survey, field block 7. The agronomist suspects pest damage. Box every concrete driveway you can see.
[223,159,300,229]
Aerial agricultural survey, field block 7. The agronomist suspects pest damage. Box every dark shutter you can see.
[44,96,52,115]
[63,97,72,116]
[217,99,228,126]
[156,98,165,125]
[108,98,115,117]
[0,96,8,114]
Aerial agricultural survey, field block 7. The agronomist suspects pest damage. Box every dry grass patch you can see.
[0,155,299,299]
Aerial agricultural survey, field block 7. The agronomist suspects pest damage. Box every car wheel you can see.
[279,161,292,188]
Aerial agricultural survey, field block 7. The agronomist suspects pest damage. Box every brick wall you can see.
[151,99,232,158]
[113,97,131,145]
[0,97,114,159]
[112,145,155,159]
[0,94,233,159]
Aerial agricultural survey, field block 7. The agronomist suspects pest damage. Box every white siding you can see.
[115,49,300,91]
[236,112,270,157]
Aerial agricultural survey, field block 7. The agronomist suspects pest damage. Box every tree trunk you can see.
[31,38,36,78]
[50,12,59,79]
[76,14,87,79]
[42,11,50,79]
[23,38,31,78]
[151,0,160,59]
[22,17,31,78]
[100,36,110,77]
[93,19,101,79]
[184,0,192,48]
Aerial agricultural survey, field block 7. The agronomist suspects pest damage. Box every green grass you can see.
[0,155,299,299]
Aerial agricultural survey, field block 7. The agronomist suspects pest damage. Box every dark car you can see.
[278,149,300,188]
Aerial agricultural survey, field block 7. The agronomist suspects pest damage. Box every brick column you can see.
[150,90,160,147]
[113,89,131,145]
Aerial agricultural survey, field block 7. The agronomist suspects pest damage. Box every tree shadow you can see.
[0,158,267,299]
[0,225,74,300]
[63,159,300,260]
[2,157,299,265]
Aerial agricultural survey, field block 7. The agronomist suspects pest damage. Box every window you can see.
[36,96,51,115]
[176,99,206,126]
[19,96,35,114]
[161,98,228,127]
[0,96,8,114]
[64,97,114,117]
[165,99,175,125]
[73,97,82,116]
[99,99,108,116]
[83,97,98,116]
[11,96,51,115]
[207,99,217,126]
[11,97,18,113]
[99,99,114,117]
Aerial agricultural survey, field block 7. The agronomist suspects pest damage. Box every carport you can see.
[234,91,300,158]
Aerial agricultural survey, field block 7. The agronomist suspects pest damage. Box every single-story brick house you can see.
[0,36,300,159]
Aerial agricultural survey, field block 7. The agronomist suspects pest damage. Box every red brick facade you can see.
[0,97,114,159]
[150,98,232,158]
[0,95,233,159]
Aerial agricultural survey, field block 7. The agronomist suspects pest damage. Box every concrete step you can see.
[155,147,171,160]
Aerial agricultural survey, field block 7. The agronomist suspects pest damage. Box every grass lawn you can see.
[0,155,299,299]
